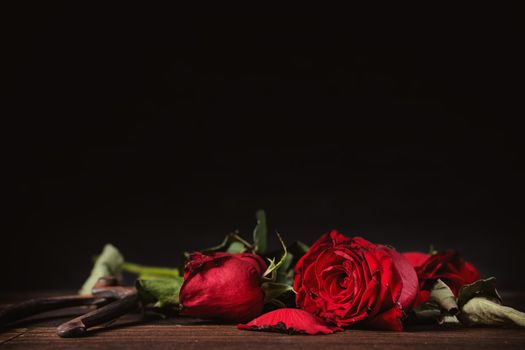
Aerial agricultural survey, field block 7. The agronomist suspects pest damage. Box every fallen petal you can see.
[238,308,342,335]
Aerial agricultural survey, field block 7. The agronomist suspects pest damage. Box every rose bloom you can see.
[179,252,266,322]
[403,251,480,305]
[294,231,419,331]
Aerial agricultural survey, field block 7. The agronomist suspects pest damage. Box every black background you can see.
[4,5,524,291]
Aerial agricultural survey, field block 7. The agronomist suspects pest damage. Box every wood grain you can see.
[1,292,525,349]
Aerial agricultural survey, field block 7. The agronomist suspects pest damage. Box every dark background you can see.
[4,5,524,291]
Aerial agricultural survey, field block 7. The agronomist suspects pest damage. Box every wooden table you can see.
[1,291,525,349]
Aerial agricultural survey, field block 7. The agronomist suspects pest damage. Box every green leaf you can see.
[262,281,296,309]
[295,241,310,255]
[200,232,252,255]
[275,253,294,285]
[253,209,267,254]
[263,232,287,281]
[429,279,459,315]
[122,262,181,280]
[262,282,295,303]
[457,277,502,308]
[79,244,124,295]
[269,240,309,285]
[136,277,183,309]
[226,241,247,253]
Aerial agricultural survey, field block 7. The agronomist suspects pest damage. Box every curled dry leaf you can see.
[456,278,525,328]
[459,298,525,327]
[429,279,459,315]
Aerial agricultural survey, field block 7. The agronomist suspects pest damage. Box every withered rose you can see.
[403,251,480,305]
[294,231,419,331]
[179,252,266,322]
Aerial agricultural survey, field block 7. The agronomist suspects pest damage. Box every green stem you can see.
[122,262,180,279]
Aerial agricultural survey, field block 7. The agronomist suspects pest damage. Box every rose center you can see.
[338,276,350,289]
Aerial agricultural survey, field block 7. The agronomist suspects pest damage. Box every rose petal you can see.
[184,252,267,279]
[365,304,404,331]
[463,261,481,283]
[238,308,343,335]
[329,230,352,245]
[416,290,430,304]
[402,252,430,268]
[382,247,419,311]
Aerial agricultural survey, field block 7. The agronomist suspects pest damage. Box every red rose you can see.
[294,231,419,331]
[403,251,480,305]
[179,252,267,322]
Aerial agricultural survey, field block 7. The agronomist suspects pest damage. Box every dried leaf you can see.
[457,277,501,308]
[429,279,459,315]
[456,277,525,328]
[458,297,525,327]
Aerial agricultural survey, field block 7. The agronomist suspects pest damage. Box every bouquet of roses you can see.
[74,210,525,335]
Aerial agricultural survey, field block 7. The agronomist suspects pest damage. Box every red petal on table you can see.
[238,308,343,335]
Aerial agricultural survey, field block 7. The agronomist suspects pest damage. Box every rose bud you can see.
[238,308,343,335]
[294,231,419,331]
[179,252,267,323]
[403,251,480,306]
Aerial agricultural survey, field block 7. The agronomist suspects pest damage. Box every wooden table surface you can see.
[1,291,525,349]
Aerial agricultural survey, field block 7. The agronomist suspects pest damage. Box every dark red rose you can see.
[403,251,480,305]
[179,252,267,322]
[294,231,419,331]
[238,308,343,335]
